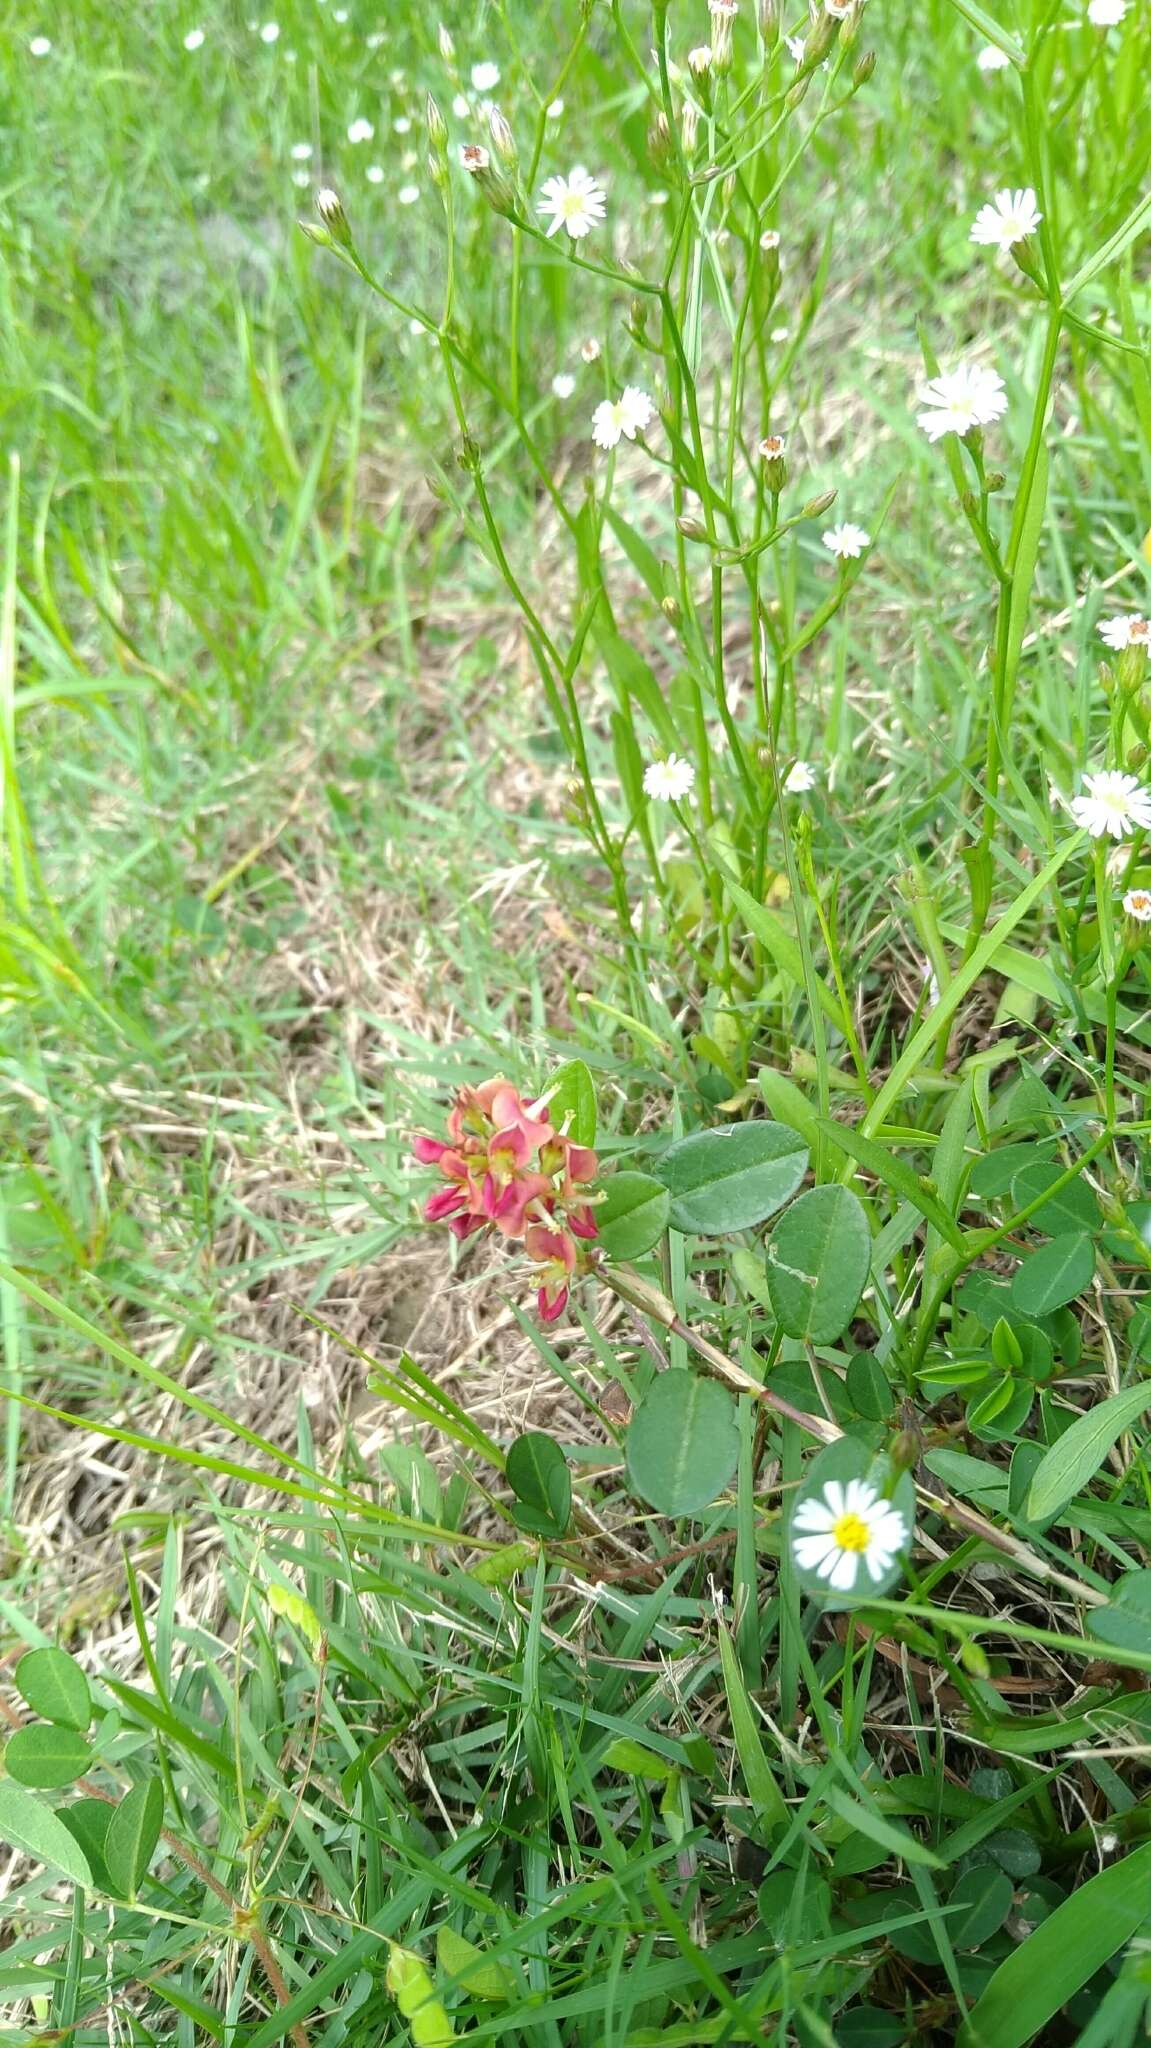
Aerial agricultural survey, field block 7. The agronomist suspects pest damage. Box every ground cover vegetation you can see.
[4,1,1151,2043]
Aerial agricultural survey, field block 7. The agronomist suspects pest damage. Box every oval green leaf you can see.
[656,1121,808,1235]
[436,1926,515,2002]
[766,1183,870,1342]
[626,1371,738,1516]
[105,1780,165,1898]
[58,1798,115,1893]
[505,1431,570,1536]
[1009,1232,1094,1317]
[596,1170,670,1261]
[1009,1160,1101,1237]
[1025,1379,1151,1522]
[0,1781,93,1887]
[15,1647,93,1731]
[543,1059,596,1147]
[4,1724,92,1789]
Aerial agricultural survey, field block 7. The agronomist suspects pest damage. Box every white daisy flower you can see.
[259,21,280,43]
[1098,615,1150,650]
[452,92,471,119]
[784,760,817,794]
[394,115,412,134]
[29,34,52,54]
[591,386,655,450]
[792,1479,908,1593]
[538,166,607,240]
[758,433,786,459]
[976,42,1010,70]
[551,372,576,399]
[398,184,420,205]
[1123,888,1151,922]
[643,754,696,802]
[970,186,1042,251]
[290,142,313,162]
[822,521,871,559]
[366,165,384,184]
[182,28,205,52]
[1070,769,1151,840]
[1087,0,1127,24]
[347,118,375,144]
[471,61,500,92]
[916,361,1008,442]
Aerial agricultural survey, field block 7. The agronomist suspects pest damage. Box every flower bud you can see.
[757,432,788,492]
[456,432,482,475]
[959,1637,991,1680]
[801,487,836,518]
[426,91,447,152]
[314,187,351,248]
[681,100,700,155]
[688,45,714,107]
[853,48,875,86]
[488,104,517,164]
[806,8,837,62]
[708,0,738,73]
[1118,645,1149,692]
[648,110,673,168]
[759,0,778,41]
[661,594,682,625]
[984,470,1006,491]
[676,515,709,541]
[437,22,455,61]
[889,1428,920,1474]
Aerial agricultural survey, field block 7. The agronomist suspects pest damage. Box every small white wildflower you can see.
[824,0,853,16]
[758,433,786,459]
[401,150,418,170]
[822,521,871,559]
[394,115,412,134]
[648,190,670,207]
[29,33,52,54]
[460,143,489,172]
[1087,0,1127,24]
[409,317,424,336]
[916,362,1008,442]
[580,337,602,363]
[591,386,655,450]
[770,325,790,343]
[1069,769,1151,840]
[366,165,385,184]
[760,229,781,252]
[347,118,375,144]
[471,61,500,92]
[976,42,1010,70]
[366,31,384,49]
[688,45,714,74]
[290,142,313,162]
[547,98,564,118]
[390,68,406,86]
[784,760,817,794]
[334,4,348,17]
[792,1480,909,1594]
[291,168,311,188]
[182,28,205,52]
[452,92,470,118]
[1099,1829,1121,1852]
[643,754,696,802]
[1098,615,1150,651]
[1122,888,1151,922]
[398,183,420,204]
[539,166,607,240]
[970,186,1042,251]
[259,21,280,43]
[708,0,738,17]
[551,372,576,399]
[785,33,807,63]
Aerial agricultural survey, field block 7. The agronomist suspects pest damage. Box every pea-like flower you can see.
[792,1480,909,1593]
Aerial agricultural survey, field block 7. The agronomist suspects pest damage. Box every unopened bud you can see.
[959,1636,991,1680]
[889,1428,920,1473]
[853,48,876,86]
[314,188,351,248]
[661,594,682,624]
[758,0,778,41]
[488,104,516,164]
[681,100,700,155]
[708,0,738,73]
[801,487,837,518]
[757,433,788,492]
[688,44,714,76]
[458,142,517,218]
[437,22,455,61]
[676,515,709,541]
[1118,645,1149,692]
[984,470,1006,491]
[648,110,673,168]
[806,8,837,63]
[457,432,482,475]
[426,91,447,151]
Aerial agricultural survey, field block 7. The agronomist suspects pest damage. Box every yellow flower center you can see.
[562,191,585,218]
[832,1511,871,1553]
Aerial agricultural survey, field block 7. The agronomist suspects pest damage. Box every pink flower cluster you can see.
[414,1079,598,1321]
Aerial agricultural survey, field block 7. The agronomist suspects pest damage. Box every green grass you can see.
[5,1,1151,2044]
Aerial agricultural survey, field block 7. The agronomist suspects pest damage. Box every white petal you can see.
[792,1499,836,1531]
[794,1535,838,1570]
[827,1549,859,1592]
[843,1479,878,1515]
[822,1480,846,1517]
